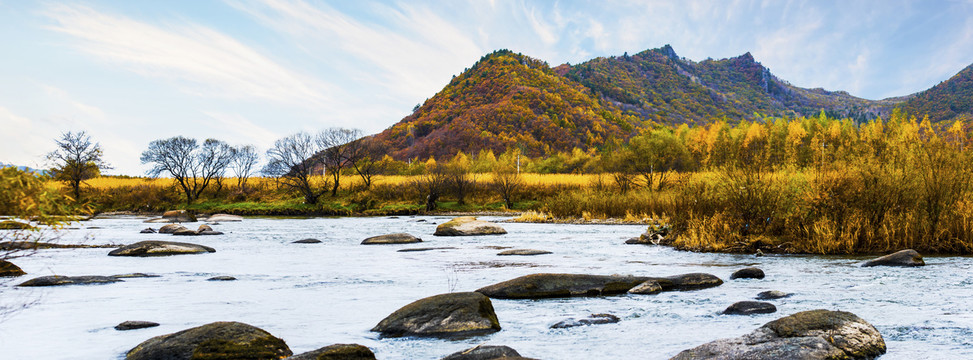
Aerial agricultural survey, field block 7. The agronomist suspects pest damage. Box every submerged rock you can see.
[441,345,528,360]
[108,241,215,257]
[730,267,765,280]
[670,309,886,360]
[397,247,457,252]
[17,275,121,287]
[288,344,376,360]
[208,276,236,281]
[139,228,156,234]
[361,233,422,245]
[475,273,652,299]
[497,249,552,256]
[628,280,663,295]
[292,238,322,244]
[550,313,620,328]
[371,292,501,338]
[434,217,507,236]
[205,214,243,222]
[722,301,777,315]
[125,321,291,360]
[862,249,925,267]
[115,321,160,331]
[112,273,161,279]
[756,290,792,300]
[0,259,26,277]
[653,273,724,291]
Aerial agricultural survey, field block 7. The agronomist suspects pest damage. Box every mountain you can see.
[373,46,970,160]
[896,63,973,123]
[372,50,639,159]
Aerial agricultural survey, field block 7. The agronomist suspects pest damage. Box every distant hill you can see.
[896,63,973,122]
[373,46,971,160]
[0,163,47,175]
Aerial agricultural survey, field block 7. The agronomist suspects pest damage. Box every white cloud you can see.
[202,111,282,148]
[43,3,331,107]
[39,84,106,121]
[0,106,49,169]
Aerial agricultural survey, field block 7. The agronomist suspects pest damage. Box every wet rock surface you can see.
[371,292,501,338]
[287,344,376,360]
[862,249,925,267]
[125,321,291,360]
[756,290,792,300]
[360,233,422,245]
[440,345,533,360]
[0,259,26,277]
[550,313,620,328]
[722,301,777,315]
[115,321,160,331]
[108,241,215,257]
[292,238,322,244]
[17,275,121,287]
[434,217,507,236]
[730,267,765,280]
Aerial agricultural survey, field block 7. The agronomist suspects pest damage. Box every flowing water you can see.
[0,216,971,359]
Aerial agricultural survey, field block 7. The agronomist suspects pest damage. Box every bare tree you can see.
[491,163,522,209]
[414,163,449,211]
[447,162,477,205]
[263,132,328,204]
[140,137,234,204]
[318,128,364,196]
[46,131,111,201]
[230,145,259,192]
[347,137,383,189]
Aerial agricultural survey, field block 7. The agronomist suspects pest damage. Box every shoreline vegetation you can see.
[5,112,973,256]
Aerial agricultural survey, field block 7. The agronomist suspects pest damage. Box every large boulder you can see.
[434,217,507,236]
[162,210,197,223]
[441,345,531,360]
[17,275,121,287]
[205,214,243,222]
[730,267,765,280]
[360,233,422,245]
[125,321,291,360]
[0,259,26,277]
[371,292,501,337]
[0,220,35,230]
[108,241,215,257]
[628,280,663,295]
[722,301,777,315]
[475,273,652,299]
[670,309,886,360]
[287,344,376,360]
[158,224,188,234]
[862,249,925,267]
[651,273,724,291]
[756,290,792,300]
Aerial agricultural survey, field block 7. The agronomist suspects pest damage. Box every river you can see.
[0,215,970,359]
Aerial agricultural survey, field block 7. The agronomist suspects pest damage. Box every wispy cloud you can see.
[43,3,331,107]
[39,84,106,121]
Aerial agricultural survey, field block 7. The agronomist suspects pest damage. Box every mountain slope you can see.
[372,50,639,160]
[896,64,973,122]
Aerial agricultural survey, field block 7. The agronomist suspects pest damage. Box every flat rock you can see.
[208,276,236,281]
[723,301,777,315]
[288,344,376,360]
[0,259,26,277]
[17,275,121,287]
[292,238,322,244]
[550,313,620,328]
[158,224,188,234]
[497,249,552,256]
[862,249,925,267]
[0,220,35,230]
[756,290,792,300]
[441,345,528,360]
[125,321,291,360]
[361,233,422,245]
[204,214,243,222]
[116,321,160,331]
[162,210,197,222]
[670,309,886,360]
[653,273,724,291]
[112,273,161,279]
[398,247,457,252]
[434,217,507,236]
[730,267,765,280]
[371,292,501,338]
[108,241,215,257]
[628,280,663,294]
[475,273,652,299]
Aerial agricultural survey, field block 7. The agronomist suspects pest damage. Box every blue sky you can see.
[2,0,972,175]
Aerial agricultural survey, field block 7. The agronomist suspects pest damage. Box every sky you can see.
[2,0,972,175]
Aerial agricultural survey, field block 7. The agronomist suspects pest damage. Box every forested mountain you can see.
[373,46,971,160]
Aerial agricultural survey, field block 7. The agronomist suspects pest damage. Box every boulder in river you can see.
[204,214,243,222]
[497,249,552,256]
[361,233,422,245]
[197,224,213,232]
[208,276,236,281]
[0,259,26,277]
[550,313,620,328]
[862,249,925,267]
[475,273,652,299]
[730,267,765,280]
[158,224,188,234]
[434,217,507,236]
[288,344,376,360]
[653,273,724,291]
[371,292,501,338]
[112,273,161,279]
[139,228,156,234]
[441,345,530,360]
[670,309,886,360]
[108,241,215,257]
[172,228,200,236]
[17,275,121,287]
[125,321,291,360]
[0,220,35,230]
[292,238,322,244]
[722,301,777,315]
[162,210,197,223]
[756,290,792,300]
[628,280,663,295]
[115,321,160,331]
